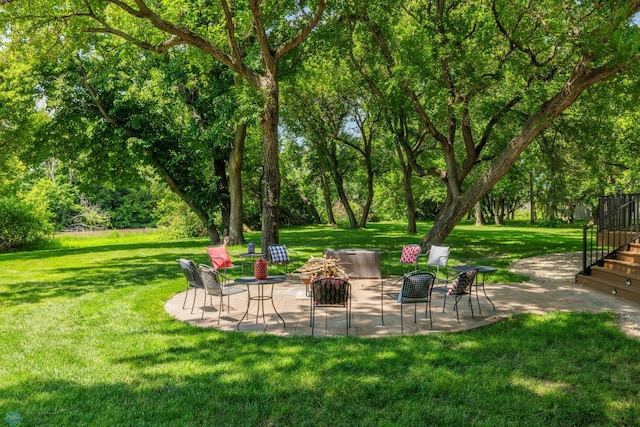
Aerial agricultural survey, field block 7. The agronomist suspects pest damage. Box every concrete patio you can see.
[165,252,640,339]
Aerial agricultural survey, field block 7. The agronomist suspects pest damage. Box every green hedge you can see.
[0,197,53,251]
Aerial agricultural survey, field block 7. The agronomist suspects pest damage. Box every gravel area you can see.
[509,251,583,284]
[509,251,640,340]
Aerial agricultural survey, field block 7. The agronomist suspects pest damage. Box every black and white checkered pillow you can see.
[269,245,290,263]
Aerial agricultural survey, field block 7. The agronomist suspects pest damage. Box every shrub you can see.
[67,194,112,231]
[0,197,53,251]
[22,177,79,231]
[154,192,204,239]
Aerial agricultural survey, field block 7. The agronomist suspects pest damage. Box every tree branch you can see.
[358,7,449,148]
[103,0,240,74]
[469,56,625,202]
[478,95,522,152]
[84,26,180,52]
[275,0,326,61]
[79,65,123,129]
[248,0,275,71]
[76,54,212,232]
[491,0,556,67]
[220,0,245,69]
[403,83,449,146]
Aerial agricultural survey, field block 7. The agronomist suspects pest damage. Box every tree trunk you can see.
[148,147,221,244]
[317,141,358,228]
[419,197,462,251]
[395,134,417,234]
[358,160,375,229]
[260,75,281,254]
[419,59,622,249]
[334,174,358,228]
[403,164,417,234]
[214,158,230,233]
[320,171,336,225]
[494,199,505,225]
[475,201,485,226]
[529,170,536,224]
[205,224,221,243]
[283,176,322,224]
[227,123,246,245]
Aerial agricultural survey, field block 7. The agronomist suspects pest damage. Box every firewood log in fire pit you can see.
[294,255,348,279]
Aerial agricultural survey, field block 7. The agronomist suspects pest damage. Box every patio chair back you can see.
[199,264,247,323]
[397,271,436,332]
[443,268,479,322]
[267,244,297,274]
[387,244,421,277]
[178,258,205,314]
[421,245,450,281]
[310,278,351,336]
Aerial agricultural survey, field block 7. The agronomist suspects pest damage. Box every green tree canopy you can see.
[343,0,640,247]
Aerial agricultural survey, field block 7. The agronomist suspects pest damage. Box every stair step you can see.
[615,251,640,264]
[576,273,640,304]
[591,266,640,288]
[602,259,640,276]
[628,242,640,253]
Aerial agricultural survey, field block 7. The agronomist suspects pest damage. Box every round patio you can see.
[165,252,640,339]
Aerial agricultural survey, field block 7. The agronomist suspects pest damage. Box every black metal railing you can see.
[582,193,640,274]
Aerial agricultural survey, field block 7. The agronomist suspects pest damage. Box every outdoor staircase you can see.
[577,242,640,304]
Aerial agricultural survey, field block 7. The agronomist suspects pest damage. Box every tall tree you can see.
[282,50,387,229]
[0,38,43,163]
[348,0,640,249]
[30,39,241,241]
[3,0,327,252]
[346,18,424,234]
[282,56,359,228]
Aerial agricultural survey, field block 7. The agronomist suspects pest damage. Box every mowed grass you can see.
[1,222,639,426]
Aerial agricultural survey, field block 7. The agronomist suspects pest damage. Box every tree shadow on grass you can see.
[0,245,209,304]
[0,239,206,262]
[2,313,639,426]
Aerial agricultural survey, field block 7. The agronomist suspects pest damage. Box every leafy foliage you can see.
[0,197,52,251]
[153,189,205,238]
[2,0,640,245]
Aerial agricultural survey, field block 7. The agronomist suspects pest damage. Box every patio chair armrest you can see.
[382,276,403,288]
[199,263,231,281]
[217,270,232,284]
[385,250,399,278]
[287,249,299,267]
[417,250,446,268]
[416,252,428,269]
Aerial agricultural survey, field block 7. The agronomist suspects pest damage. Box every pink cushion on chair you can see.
[447,269,477,295]
[207,246,233,269]
[399,245,421,264]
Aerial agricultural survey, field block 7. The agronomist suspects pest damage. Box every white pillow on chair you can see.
[427,245,450,267]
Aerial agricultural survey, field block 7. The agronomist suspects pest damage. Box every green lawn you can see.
[1,222,639,426]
